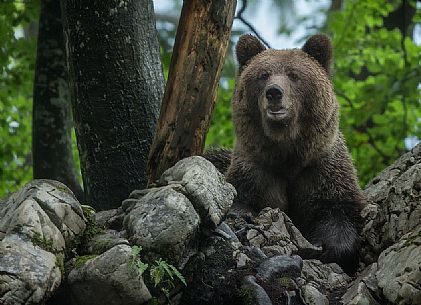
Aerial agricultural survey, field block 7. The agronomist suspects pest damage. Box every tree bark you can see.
[147,0,237,184]
[32,0,83,202]
[61,0,164,210]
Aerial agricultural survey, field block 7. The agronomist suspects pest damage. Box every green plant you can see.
[74,254,98,268]
[79,205,100,245]
[327,0,421,185]
[150,258,187,288]
[129,245,187,301]
[0,2,39,198]
[30,230,55,253]
[129,245,149,276]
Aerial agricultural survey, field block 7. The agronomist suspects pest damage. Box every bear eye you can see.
[258,71,269,80]
[287,72,299,81]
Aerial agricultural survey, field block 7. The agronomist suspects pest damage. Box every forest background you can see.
[0,0,420,198]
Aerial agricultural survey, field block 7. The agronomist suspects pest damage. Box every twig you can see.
[336,90,389,161]
[335,90,355,109]
[235,0,272,49]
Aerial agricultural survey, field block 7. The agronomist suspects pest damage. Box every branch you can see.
[336,90,355,109]
[235,0,272,49]
[336,90,389,161]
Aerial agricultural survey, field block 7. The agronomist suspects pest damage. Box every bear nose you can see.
[265,85,283,103]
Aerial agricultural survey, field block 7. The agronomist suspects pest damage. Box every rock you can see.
[245,208,322,258]
[376,226,421,305]
[0,180,86,305]
[0,180,86,251]
[0,234,62,305]
[299,260,351,303]
[257,255,303,282]
[215,221,239,243]
[159,156,236,228]
[68,244,151,305]
[362,144,421,264]
[95,208,124,230]
[241,275,273,305]
[341,263,381,305]
[80,229,129,255]
[302,283,329,305]
[123,186,200,264]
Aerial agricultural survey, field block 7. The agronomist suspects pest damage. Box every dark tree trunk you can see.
[147,0,237,184]
[61,0,164,210]
[32,0,83,202]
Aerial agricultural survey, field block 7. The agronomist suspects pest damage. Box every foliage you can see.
[78,204,100,245]
[205,67,236,148]
[0,1,39,197]
[129,245,149,276]
[327,0,421,185]
[74,254,98,268]
[150,258,187,288]
[129,245,186,300]
[30,230,54,253]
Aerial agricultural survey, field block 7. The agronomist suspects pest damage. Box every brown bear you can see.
[207,34,365,274]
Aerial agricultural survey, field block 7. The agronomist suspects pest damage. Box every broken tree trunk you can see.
[147,0,236,184]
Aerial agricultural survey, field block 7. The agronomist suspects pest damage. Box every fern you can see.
[129,245,187,300]
[150,258,187,287]
[169,264,187,286]
[129,245,149,276]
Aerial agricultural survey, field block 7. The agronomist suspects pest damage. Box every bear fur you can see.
[207,34,365,274]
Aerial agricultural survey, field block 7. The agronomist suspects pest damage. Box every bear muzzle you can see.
[263,84,289,121]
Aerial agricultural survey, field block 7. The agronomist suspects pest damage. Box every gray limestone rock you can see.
[362,144,421,264]
[241,275,273,305]
[95,208,124,230]
[257,255,303,282]
[299,259,351,303]
[0,180,86,305]
[68,244,151,305]
[376,226,421,305]
[341,263,381,305]
[302,283,329,305]
[159,156,236,228]
[246,208,322,258]
[81,229,129,255]
[0,180,85,252]
[0,234,62,305]
[123,186,200,264]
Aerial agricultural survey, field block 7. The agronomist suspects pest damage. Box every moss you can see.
[55,184,71,194]
[402,230,421,248]
[238,287,256,305]
[55,253,65,273]
[74,255,98,268]
[78,205,100,246]
[93,238,114,254]
[278,276,295,289]
[31,231,55,253]
[147,298,160,305]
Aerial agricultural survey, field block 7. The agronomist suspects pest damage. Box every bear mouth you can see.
[266,108,288,121]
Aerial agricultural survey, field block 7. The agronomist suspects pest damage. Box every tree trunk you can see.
[61,0,164,210]
[147,0,237,184]
[32,0,83,202]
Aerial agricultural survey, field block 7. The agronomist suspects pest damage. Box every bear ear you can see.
[302,34,332,73]
[236,34,266,68]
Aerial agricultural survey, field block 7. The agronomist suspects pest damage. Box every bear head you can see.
[233,34,338,150]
